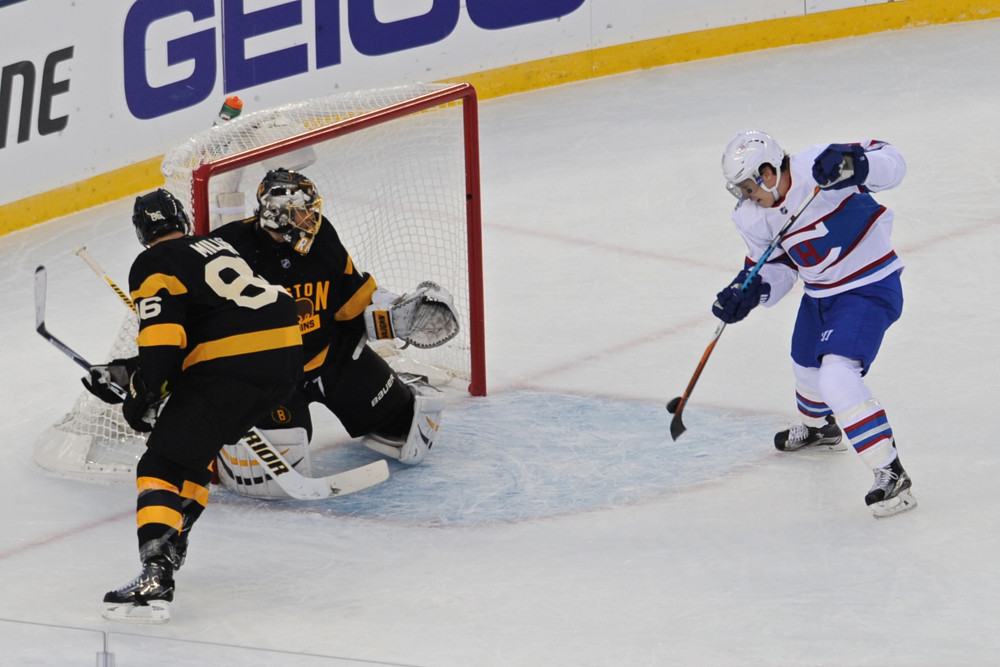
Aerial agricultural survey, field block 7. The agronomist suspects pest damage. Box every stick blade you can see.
[34,265,46,331]
[324,459,389,497]
[669,412,686,441]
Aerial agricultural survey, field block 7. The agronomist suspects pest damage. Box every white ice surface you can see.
[1,18,999,666]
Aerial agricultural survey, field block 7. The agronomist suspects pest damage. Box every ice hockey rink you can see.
[2,17,998,666]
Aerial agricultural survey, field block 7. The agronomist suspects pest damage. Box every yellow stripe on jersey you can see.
[131,273,189,300]
[137,322,188,349]
[334,274,376,321]
[304,344,330,372]
[137,506,183,532]
[181,324,302,370]
[180,480,210,508]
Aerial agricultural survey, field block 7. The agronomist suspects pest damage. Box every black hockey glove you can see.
[81,357,138,404]
[122,370,162,433]
[712,270,771,324]
[812,144,869,190]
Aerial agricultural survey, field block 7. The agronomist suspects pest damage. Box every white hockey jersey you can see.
[733,140,906,302]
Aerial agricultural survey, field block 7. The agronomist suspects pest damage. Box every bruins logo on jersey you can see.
[296,298,320,334]
[270,405,293,424]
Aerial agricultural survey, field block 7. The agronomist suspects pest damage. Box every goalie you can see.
[211,168,459,498]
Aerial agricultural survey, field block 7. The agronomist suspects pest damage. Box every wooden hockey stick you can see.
[36,264,388,499]
[666,186,821,441]
[75,246,137,312]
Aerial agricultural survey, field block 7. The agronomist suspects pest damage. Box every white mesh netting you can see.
[35,83,482,480]
[34,316,144,481]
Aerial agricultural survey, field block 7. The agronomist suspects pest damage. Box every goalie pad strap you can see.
[369,309,394,341]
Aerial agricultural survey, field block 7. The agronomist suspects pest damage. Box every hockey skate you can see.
[774,415,846,452]
[102,557,175,624]
[865,456,917,519]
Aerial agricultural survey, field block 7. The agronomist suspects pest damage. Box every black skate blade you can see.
[870,489,917,519]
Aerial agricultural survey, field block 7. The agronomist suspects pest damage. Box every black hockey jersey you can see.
[128,235,303,393]
[211,217,377,373]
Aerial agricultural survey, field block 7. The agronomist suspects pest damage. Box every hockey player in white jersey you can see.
[715,129,916,518]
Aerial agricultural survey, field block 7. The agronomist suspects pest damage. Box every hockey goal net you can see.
[34,82,485,481]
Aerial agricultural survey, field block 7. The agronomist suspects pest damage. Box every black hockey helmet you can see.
[132,189,191,247]
[256,168,322,253]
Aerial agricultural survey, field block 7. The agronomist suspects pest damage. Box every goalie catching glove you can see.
[364,281,459,349]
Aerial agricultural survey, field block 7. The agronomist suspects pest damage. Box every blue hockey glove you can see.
[812,144,869,190]
[712,270,771,324]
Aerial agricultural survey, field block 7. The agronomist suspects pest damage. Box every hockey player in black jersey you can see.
[93,189,303,623]
[211,168,457,498]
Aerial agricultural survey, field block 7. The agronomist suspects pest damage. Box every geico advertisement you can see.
[0,0,589,205]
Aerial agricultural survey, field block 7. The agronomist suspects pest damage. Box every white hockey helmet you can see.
[721,130,785,200]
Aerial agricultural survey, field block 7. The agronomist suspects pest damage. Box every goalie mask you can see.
[722,129,785,201]
[132,189,191,247]
[256,168,323,254]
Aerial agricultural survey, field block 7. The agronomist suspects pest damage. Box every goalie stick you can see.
[237,429,388,499]
[36,264,388,499]
[666,186,822,441]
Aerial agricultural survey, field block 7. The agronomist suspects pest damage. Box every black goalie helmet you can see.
[256,168,322,254]
[132,189,191,247]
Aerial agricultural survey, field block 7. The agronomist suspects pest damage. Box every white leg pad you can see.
[216,427,311,499]
[363,382,445,465]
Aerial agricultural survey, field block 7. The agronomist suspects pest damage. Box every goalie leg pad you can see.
[216,427,311,499]
[363,378,445,465]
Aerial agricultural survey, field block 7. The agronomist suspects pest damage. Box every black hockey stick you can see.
[666,186,821,440]
[35,266,105,374]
